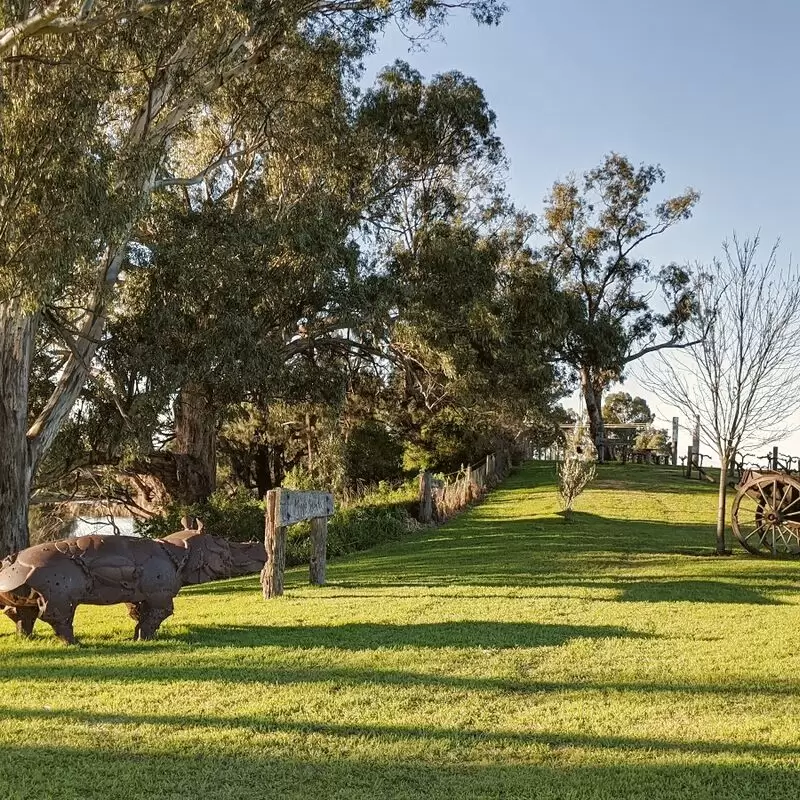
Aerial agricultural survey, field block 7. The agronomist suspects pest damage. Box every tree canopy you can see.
[0,0,513,553]
[602,393,655,426]
[539,153,700,450]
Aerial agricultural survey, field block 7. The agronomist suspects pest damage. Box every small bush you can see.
[402,442,434,474]
[285,503,413,566]
[136,480,420,565]
[135,487,264,542]
[558,422,597,520]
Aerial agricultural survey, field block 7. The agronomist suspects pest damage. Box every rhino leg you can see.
[131,598,174,641]
[37,596,76,645]
[125,602,141,639]
[4,606,38,637]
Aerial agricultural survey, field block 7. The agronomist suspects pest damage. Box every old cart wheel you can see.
[732,473,800,556]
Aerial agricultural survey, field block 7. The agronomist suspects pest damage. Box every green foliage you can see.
[0,0,510,554]
[344,422,403,485]
[137,479,419,565]
[136,488,264,543]
[634,427,671,456]
[557,422,597,518]
[288,491,416,566]
[535,153,701,446]
[546,153,700,384]
[603,392,655,425]
[402,442,434,473]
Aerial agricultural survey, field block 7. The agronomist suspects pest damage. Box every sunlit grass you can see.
[2,463,800,799]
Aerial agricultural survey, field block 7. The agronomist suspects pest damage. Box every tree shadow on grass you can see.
[171,620,655,650]
[2,706,800,760]
[1,739,799,800]
[614,579,785,604]
[0,620,655,651]
[3,650,800,702]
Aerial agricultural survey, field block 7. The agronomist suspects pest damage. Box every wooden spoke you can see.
[779,491,800,514]
[733,473,800,557]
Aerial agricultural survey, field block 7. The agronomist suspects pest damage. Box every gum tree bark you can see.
[580,367,605,456]
[173,382,217,503]
[0,301,39,555]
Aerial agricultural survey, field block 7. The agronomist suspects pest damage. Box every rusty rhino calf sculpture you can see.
[0,520,266,644]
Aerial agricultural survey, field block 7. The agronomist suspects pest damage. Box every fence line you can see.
[681,444,800,485]
[418,448,519,524]
[526,444,564,462]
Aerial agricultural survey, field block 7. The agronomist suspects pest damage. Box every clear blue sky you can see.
[365,0,800,458]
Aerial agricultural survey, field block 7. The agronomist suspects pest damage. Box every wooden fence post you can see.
[309,516,327,586]
[773,446,780,470]
[261,490,287,599]
[672,417,679,467]
[686,446,693,479]
[419,471,433,523]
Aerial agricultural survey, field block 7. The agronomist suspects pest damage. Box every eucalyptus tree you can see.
[540,153,701,451]
[602,392,654,425]
[0,0,506,553]
[352,62,564,464]
[101,35,361,503]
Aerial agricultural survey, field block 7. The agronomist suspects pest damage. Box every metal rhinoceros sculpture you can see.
[0,520,266,644]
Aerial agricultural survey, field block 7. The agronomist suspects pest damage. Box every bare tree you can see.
[642,234,800,553]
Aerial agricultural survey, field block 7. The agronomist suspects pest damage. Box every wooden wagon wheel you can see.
[732,473,800,556]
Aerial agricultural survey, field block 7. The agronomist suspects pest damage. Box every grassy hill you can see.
[2,463,800,799]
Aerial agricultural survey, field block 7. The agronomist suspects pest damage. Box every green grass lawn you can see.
[2,463,800,799]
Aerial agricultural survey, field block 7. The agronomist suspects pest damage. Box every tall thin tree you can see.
[642,234,800,553]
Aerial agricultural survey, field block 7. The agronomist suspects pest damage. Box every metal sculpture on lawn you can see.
[0,519,266,643]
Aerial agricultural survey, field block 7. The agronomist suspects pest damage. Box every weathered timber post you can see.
[686,446,693,479]
[773,446,780,471]
[419,472,433,523]
[261,490,286,599]
[309,516,327,586]
[464,464,472,504]
[672,417,679,467]
[692,416,700,457]
[261,489,334,598]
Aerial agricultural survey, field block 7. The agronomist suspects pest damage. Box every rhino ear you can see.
[196,518,205,534]
[181,516,201,530]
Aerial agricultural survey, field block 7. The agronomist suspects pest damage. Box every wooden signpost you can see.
[261,489,335,599]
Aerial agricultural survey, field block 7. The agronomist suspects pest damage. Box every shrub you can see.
[402,442,434,474]
[345,422,403,485]
[136,480,421,566]
[558,422,597,520]
[633,426,672,457]
[135,487,264,542]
